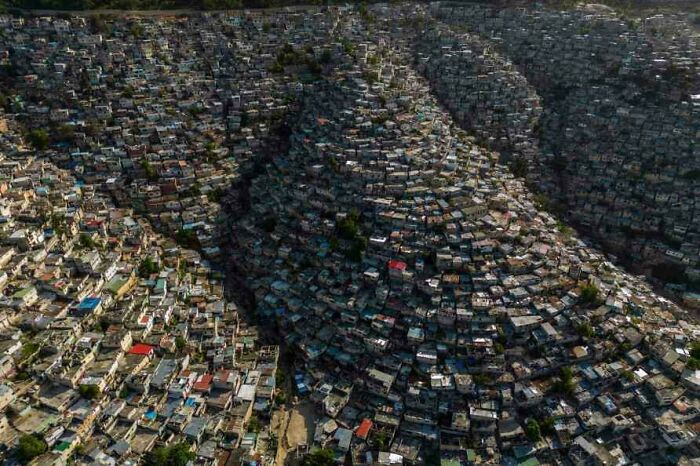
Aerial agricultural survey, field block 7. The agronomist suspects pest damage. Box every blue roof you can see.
[78,297,101,311]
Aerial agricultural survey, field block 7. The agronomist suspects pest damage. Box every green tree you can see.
[206,187,224,203]
[139,257,160,277]
[26,129,49,150]
[19,342,39,361]
[372,431,387,449]
[247,415,262,433]
[79,384,100,400]
[690,341,700,360]
[16,434,47,464]
[175,336,187,352]
[540,416,556,435]
[579,284,600,306]
[274,391,287,405]
[576,322,594,339]
[555,367,576,395]
[141,160,158,181]
[144,442,194,466]
[79,233,97,249]
[525,419,541,442]
[302,449,335,466]
[337,215,358,240]
[175,228,198,249]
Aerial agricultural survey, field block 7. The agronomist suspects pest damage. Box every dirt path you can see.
[285,401,317,452]
[271,407,290,466]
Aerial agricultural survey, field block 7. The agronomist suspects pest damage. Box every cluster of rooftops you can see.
[0,2,697,466]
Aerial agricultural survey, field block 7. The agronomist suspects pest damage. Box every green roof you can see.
[106,276,128,294]
[12,286,36,299]
[518,458,541,466]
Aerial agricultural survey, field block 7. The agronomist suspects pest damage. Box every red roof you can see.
[128,343,155,356]
[355,418,373,439]
[388,260,407,271]
[194,374,213,391]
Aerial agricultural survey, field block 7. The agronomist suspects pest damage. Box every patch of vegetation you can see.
[143,442,194,466]
[340,38,355,55]
[556,221,573,237]
[138,256,160,278]
[553,366,576,395]
[539,416,556,435]
[175,228,199,249]
[579,283,600,306]
[274,390,287,405]
[175,336,187,352]
[19,342,39,361]
[472,373,491,385]
[25,128,49,150]
[206,187,224,203]
[78,384,100,399]
[686,342,700,370]
[79,233,97,249]
[96,318,110,333]
[525,418,541,441]
[269,43,322,78]
[337,210,360,240]
[345,235,367,262]
[247,415,262,433]
[576,322,594,338]
[140,159,158,181]
[16,434,47,464]
[302,449,335,466]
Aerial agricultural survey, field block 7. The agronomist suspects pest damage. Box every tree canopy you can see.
[525,419,541,442]
[79,384,100,399]
[16,435,47,464]
[138,256,160,277]
[302,449,335,466]
[144,442,194,466]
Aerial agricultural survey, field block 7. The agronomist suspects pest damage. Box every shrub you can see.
[579,284,600,306]
[576,322,594,338]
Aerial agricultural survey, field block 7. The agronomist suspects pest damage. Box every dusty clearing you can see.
[284,401,317,457]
